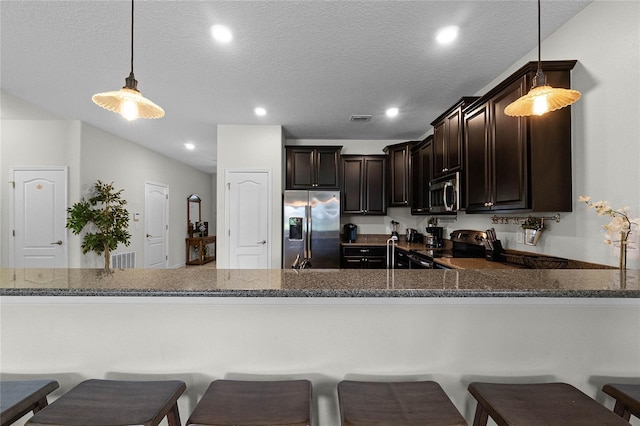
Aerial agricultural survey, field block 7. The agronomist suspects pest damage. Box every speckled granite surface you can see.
[1,268,638,298]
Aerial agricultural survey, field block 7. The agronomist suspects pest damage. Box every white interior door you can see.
[145,182,169,268]
[227,171,270,269]
[11,167,68,268]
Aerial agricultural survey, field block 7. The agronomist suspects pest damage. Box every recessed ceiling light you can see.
[254,107,267,116]
[211,25,233,43]
[436,26,459,44]
[386,107,399,117]
[184,143,195,150]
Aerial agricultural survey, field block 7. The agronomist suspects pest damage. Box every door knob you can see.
[146,234,155,238]
[50,240,62,245]
[257,240,266,244]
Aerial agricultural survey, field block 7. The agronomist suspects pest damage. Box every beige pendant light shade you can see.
[504,79,581,117]
[92,0,164,120]
[92,84,165,120]
[504,0,581,117]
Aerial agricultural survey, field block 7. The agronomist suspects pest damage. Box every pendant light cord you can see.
[130,0,134,75]
[537,0,541,68]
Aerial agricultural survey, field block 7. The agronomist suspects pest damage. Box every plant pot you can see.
[524,228,543,246]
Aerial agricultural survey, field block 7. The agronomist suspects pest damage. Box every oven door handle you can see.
[407,254,433,268]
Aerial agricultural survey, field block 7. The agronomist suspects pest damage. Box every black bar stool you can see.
[1,380,59,426]
[468,382,629,426]
[187,379,312,426]
[603,383,640,421]
[338,380,467,425]
[25,379,185,426]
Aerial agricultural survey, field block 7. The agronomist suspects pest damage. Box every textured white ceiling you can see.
[1,0,590,174]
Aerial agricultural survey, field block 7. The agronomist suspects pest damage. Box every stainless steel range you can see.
[408,229,487,269]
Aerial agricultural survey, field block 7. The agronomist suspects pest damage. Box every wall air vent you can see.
[350,115,372,122]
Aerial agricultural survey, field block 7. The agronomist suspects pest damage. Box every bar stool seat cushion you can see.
[468,382,629,426]
[187,379,312,426]
[602,383,640,420]
[338,380,466,425]
[26,379,186,426]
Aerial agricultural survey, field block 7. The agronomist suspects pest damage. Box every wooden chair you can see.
[1,380,59,426]
[338,380,467,425]
[602,383,640,421]
[25,379,185,426]
[468,382,629,426]
[187,379,312,426]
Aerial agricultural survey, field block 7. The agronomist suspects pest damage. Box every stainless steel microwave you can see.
[429,172,460,213]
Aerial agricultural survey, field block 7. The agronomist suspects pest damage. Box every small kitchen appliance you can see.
[428,172,460,213]
[408,229,487,269]
[406,228,424,243]
[343,223,357,243]
[425,226,444,248]
[390,220,400,238]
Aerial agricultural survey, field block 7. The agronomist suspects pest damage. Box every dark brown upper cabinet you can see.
[463,60,576,213]
[410,137,433,215]
[341,155,387,215]
[431,97,479,179]
[383,141,420,207]
[285,146,342,189]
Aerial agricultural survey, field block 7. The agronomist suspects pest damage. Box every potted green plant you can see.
[66,180,131,269]
[521,215,544,246]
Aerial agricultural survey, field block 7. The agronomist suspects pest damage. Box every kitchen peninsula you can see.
[1,268,638,298]
[2,268,639,425]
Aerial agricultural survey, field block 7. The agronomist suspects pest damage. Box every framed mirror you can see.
[187,194,201,228]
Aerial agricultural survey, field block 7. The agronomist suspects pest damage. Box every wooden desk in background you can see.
[185,236,216,266]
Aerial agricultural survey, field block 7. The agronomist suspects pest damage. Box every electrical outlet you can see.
[516,232,524,244]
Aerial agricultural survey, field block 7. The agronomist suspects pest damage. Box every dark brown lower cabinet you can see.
[341,155,387,215]
[341,246,387,269]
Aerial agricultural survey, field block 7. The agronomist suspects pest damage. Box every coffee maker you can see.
[425,226,444,248]
[343,223,357,243]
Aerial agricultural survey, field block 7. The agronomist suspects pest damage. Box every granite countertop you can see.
[1,268,638,298]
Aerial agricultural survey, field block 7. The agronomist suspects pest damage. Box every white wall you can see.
[79,124,213,268]
[0,92,82,267]
[0,91,215,268]
[2,297,638,426]
[217,125,284,268]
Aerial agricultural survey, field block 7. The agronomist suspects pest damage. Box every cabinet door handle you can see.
[257,240,267,244]
[360,249,370,253]
[50,240,63,245]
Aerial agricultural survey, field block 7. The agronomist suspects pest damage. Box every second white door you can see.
[227,171,270,269]
[145,182,169,268]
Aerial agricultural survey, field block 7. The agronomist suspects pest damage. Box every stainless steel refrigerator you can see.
[283,190,341,269]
